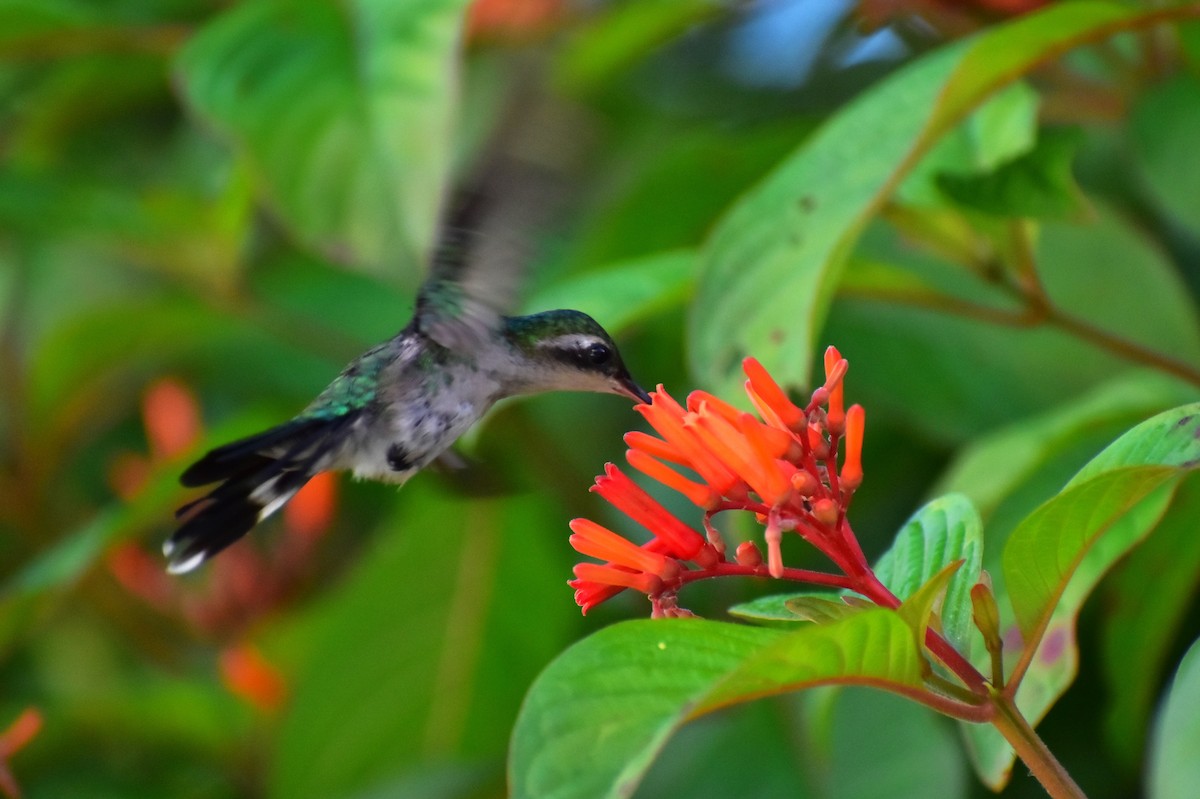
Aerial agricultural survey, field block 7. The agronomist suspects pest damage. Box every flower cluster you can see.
[569,347,870,617]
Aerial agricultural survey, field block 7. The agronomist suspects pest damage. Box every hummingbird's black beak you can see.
[617,374,652,404]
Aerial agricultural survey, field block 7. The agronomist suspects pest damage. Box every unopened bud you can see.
[811,497,839,526]
[735,541,763,568]
[790,470,819,496]
[971,572,1002,654]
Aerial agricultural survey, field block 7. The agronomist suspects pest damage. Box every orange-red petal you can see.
[742,357,804,429]
[591,464,706,560]
[841,404,865,491]
[568,518,672,575]
[625,449,715,508]
[823,347,846,435]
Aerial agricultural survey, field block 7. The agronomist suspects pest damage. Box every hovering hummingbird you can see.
[165,180,650,574]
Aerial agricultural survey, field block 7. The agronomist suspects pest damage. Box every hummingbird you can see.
[165,181,651,574]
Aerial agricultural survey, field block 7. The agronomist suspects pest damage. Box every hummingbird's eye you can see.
[585,342,613,366]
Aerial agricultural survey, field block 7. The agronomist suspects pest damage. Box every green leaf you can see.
[727,591,852,626]
[936,127,1087,218]
[935,371,1195,520]
[689,1,1190,394]
[873,494,983,653]
[510,611,924,799]
[176,0,468,275]
[1147,636,1200,799]
[1102,474,1200,769]
[964,404,1200,789]
[1130,74,1200,235]
[897,80,1040,207]
[896,560,964,655]
[524,250,695,336]
[269,481,576,799]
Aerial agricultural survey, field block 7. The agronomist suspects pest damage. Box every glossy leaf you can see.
[689,1,1186,394]
[510,610,924,799]
[176,0,469,275]
[963,404,1200,789]
[873,494,983,652]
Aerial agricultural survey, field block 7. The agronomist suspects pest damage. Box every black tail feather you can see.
[166,414,357,573]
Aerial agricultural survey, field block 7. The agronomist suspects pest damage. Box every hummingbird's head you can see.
[505,310,651,403]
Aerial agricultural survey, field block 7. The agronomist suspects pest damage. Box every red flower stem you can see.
[990,690,1087,799]
[855,569,989,696]
[683,562,858,592]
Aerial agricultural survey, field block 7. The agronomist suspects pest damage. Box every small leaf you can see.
[896,560,964,653]
[936,127,1087,218]
[873,494,983,652]
[1147,636,1200,799]
[727,591,851,626]
[510,611,924,799]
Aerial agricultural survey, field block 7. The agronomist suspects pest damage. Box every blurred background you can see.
[2,0,1199,797]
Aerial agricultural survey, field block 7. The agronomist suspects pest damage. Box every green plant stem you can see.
[990,691,1087,799]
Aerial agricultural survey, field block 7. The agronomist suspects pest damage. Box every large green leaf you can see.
[935,371,1195,520]
[510,610,924,799]
[176,0,468,276]
[689,1,1196,394]
[873,494,983,653]
[963,404,1200,788]
[1147,636,1200,799]
[269,481,576,799]
[1101,474,1200,769]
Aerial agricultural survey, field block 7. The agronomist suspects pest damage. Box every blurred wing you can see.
[416,162,556,351]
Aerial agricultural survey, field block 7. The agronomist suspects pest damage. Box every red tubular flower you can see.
[823,347,847,435]
[568,347,871,616]
[590,463,706,561]
[842,404,865,492]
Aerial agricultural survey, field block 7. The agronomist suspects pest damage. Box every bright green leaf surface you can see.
[963,404,1200,789]
[176,0,468,275]
[1147,636,1200,799]
[689,1,1173,394]
[727,591,854,626]
[510,611,924,799]
[874,494,983,653]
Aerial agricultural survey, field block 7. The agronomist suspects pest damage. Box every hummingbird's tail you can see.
[165,415,354,574]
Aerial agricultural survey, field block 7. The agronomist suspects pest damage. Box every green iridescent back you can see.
[302,343,395,420]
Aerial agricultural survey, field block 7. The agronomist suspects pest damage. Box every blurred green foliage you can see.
[2,1,1200,798]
